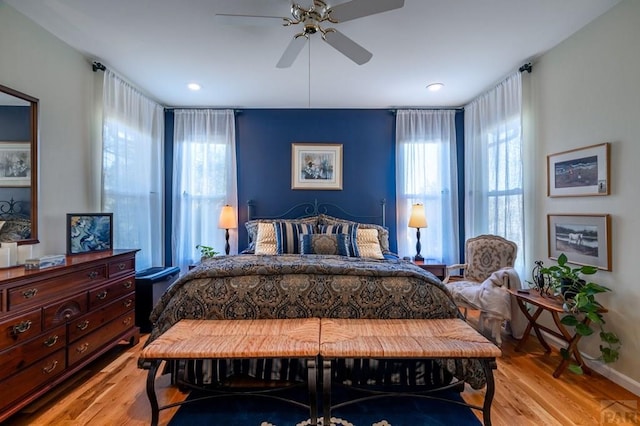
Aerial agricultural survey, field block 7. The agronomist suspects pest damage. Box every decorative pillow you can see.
[317,214,390,253]
[274,222,314,254]
[299,233,350,256]
[254,222,277,255]
[356,228,384,260]
[319,223,359,257]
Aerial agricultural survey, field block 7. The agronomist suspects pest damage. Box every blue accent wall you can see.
[164,108,467,261]
[236,109,397,252]
[0,106,30,140]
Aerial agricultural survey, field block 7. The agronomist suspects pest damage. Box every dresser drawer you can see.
[68,294,135,342]
[88,278,134,310]
[0,349,66,410]
[0,310,43,350]
[0,325,66,378]
[42,293,88,330]
[108,257,135,278]
[67,310,135,366]
[8,265,107,311]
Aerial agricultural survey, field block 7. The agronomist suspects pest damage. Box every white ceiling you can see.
[5,0,622,109]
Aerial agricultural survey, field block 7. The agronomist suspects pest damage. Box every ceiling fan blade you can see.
[276,35,308,68]
[323,29,372,65]
[214,13,283,26]
[329,0,404,23]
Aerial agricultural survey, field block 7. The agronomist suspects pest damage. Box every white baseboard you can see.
[541,331,640,396]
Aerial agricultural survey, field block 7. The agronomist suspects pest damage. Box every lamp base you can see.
[413,254,424,262]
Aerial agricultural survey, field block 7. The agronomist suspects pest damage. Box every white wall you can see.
[0,3,98,255]
[532,0,640,388]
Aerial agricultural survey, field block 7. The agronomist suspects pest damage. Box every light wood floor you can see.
[4,324,639,426]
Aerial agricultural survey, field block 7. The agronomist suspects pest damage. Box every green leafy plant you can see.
[540,253,621,374]
[196,244,219,259]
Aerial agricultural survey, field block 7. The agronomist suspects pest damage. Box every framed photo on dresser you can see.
[67,213,113,255]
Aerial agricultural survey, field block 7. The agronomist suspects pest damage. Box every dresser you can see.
[0,249,139,422]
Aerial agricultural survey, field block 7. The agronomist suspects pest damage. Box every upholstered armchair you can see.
[443,234,520,345]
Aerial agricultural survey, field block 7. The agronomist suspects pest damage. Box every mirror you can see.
[0,84,38,244]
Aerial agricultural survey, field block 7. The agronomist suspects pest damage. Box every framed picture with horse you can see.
[547,213,611,270]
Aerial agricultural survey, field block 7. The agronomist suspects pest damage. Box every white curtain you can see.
[464,72,525,275]
[102,70,164,271]
[172,109,237,272]
[396,110,460,265]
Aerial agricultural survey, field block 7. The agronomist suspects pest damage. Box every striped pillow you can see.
[274,222,315,254]
[318,223,359,257]
[299,234,351,256]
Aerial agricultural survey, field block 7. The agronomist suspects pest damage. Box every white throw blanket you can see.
[453,267,527,339]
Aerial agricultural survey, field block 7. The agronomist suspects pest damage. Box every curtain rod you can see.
[92,61,106,72]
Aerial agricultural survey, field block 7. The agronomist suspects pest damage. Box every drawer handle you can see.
[76,343,90,353]
[12,320,32,335]
[118,263,126,270]
[88,271,99,279]
[43,335,59,347]
[77,320,90,331]
[96,290,108,300]
[23,288,38,299]
[123,280,132,289]
[123,316,132,326]
[42,360,59,374]
[123,299,133,308]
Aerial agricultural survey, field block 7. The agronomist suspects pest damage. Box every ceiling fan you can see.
[216,0,405,68]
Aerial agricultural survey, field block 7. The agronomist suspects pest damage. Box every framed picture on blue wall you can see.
[0,142,31,187]
[66,213,113,255]
[291,143,343,190]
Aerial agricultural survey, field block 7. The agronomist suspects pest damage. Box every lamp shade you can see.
[408,203,428,229]
[218,205,237,229]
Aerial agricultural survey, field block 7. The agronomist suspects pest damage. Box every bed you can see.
[0,198,31,242]
[146,200,490,390]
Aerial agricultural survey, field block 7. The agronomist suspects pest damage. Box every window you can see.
[102,70,163,271]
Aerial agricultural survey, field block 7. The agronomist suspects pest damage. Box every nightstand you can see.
[412,260,446,280]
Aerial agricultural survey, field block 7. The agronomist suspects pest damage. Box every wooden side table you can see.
[412,260,446,280]
[507,288,606,378]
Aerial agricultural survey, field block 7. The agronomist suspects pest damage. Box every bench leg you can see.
[142,360,161,426]
[308,358,318,426]
[322,359,332,426]
[481,358,497,426]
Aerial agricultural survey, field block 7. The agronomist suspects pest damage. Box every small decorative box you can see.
[24,255,67,270]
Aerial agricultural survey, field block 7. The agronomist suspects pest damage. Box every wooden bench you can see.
[319,318,502,426]
[138,318,321,426]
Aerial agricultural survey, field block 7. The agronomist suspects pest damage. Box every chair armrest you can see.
[443,263,467,284]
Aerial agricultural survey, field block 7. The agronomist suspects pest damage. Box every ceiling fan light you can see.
[427,83,444,92]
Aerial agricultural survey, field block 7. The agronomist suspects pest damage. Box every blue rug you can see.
[168,386,482,426]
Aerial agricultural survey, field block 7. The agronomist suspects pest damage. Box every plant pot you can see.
[560,278,585,301]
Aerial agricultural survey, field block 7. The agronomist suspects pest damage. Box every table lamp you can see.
[408,203,428,261]
[218,205,237,255]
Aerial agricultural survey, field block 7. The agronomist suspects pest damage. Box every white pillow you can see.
[356,228,384,259]
[254,222,277,255]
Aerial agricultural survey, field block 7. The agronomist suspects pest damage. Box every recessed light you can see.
[187,83,201,91]
[426,83,444,92]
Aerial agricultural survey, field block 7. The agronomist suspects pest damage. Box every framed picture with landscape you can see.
[67,213,113,255]
[547,142,610,197]
[291,143,343,190]
[547,214,611,270]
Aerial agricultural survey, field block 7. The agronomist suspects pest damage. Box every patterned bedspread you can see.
[147,254,489,389]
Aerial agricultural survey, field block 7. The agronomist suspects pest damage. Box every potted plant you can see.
[539,253,621,373]
[196,244,219,260]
